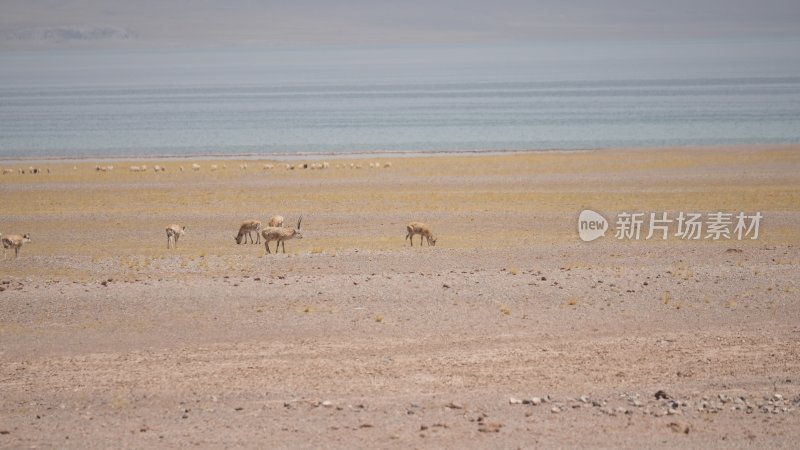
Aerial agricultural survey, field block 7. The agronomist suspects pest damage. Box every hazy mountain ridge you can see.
[1,26,136,42]
[0,0,798,49]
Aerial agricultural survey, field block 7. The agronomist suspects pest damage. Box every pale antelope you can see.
[2,233,31,259]
[406,222,437,246]
[268,215,284,227]
[166,224,186,249]
[192,163,201,171]
[262,216,303,254]
[235,220,262,244]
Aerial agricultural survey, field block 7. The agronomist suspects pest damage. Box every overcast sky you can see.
[1,0,799,49]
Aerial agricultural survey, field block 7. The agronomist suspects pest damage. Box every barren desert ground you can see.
[1,146,799,449]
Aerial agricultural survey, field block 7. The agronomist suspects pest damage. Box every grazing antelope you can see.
[191,163,201,171]
[268,215,284,227]
[166,224,186,249]
[406,222,437,247]
[235,220,262,244]
[2,233,31,259]
[262,216,303,254]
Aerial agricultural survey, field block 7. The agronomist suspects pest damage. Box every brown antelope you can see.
[268,215,284,227]
[2,233,32,259]
[166,224,186,249]
[235,220,262,244]
[262,216,303,254]
[406,222,437,246]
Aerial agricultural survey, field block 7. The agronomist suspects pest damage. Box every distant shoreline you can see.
[1,144,796,165]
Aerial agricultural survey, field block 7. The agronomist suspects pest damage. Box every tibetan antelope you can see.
[405,222,437,246]
[262,216,303,254]
[166,224,186,249]
[2,233,31,259]
[235,220,262,244]
[268,215,284,227]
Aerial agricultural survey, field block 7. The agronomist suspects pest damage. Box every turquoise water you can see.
[1,39,799,158]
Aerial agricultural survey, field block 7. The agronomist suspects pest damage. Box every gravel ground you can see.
[1,147,799,448]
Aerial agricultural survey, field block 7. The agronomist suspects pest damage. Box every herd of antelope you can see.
[232,215,305,254]
[3,216,434,260]
[3,159,395,176]
[1,220,434,260]
[166,217,432,255]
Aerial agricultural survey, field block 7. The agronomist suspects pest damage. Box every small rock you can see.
[655,390,669,400]
[668,408,681,415]
[509,397,522,405]
[530,397,542,405]
[579,395,589,403]
[668,422,691,434]
[773,394,784,402]
[445,402,463,410]
[321,401,333,408]
[478,422,503,433]
[550,406,561,413]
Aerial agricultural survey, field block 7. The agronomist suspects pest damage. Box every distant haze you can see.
[1,0,799,49]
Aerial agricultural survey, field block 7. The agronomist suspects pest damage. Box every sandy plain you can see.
[1,146,799,449]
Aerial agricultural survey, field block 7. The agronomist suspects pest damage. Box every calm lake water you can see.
[1,39,799,158]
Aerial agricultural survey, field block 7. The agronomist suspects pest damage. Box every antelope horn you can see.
[297,215,302,230]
